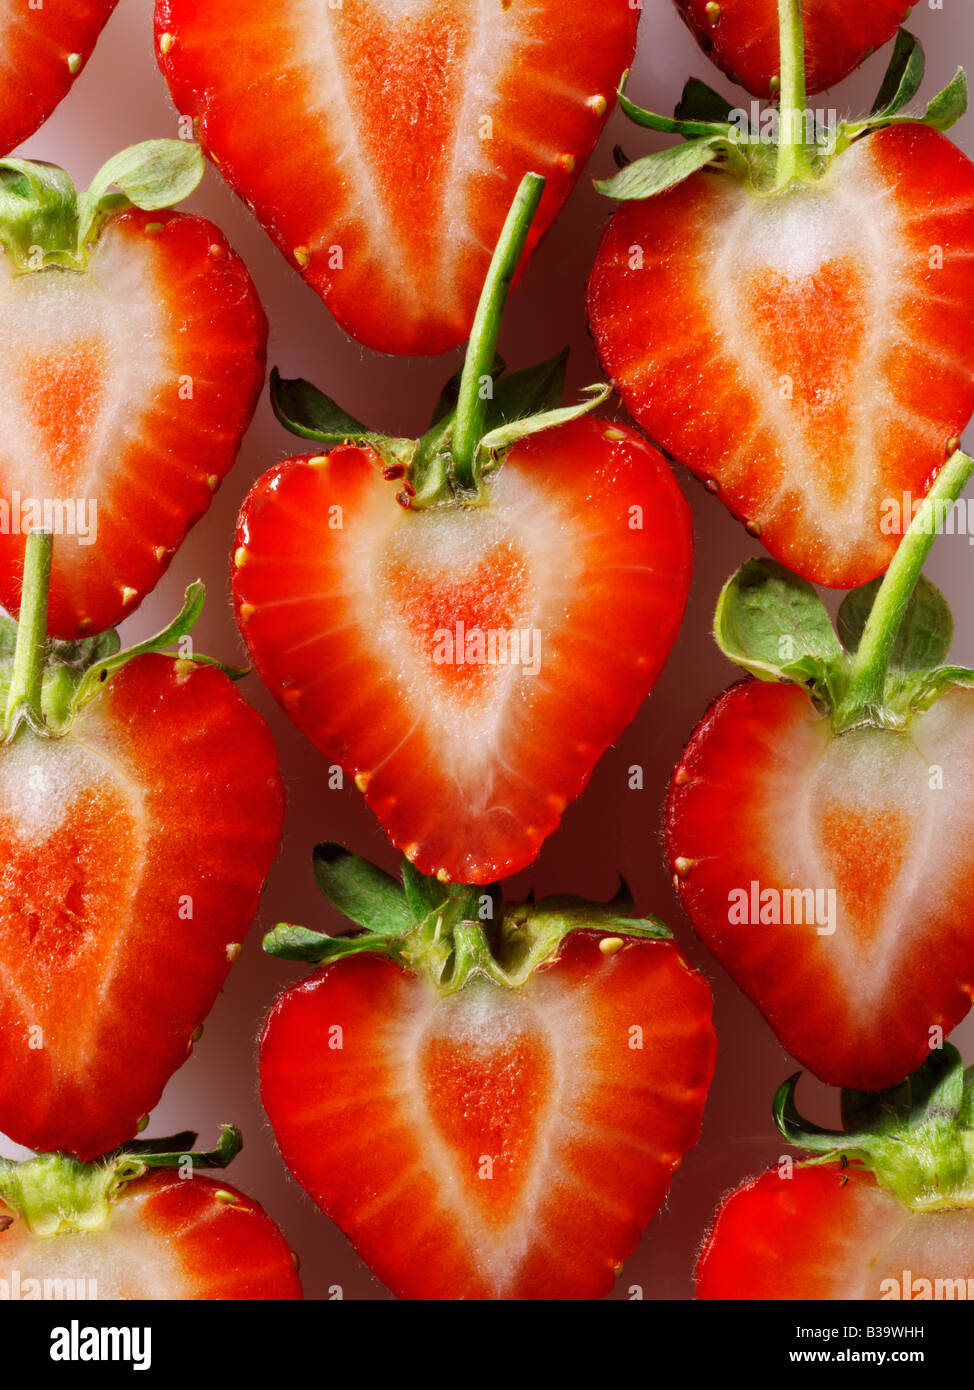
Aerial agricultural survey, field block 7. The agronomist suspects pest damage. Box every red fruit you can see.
[0,146,266,639]
[588,35,974,589]
[155,0,639,355]
[666,462,974,1091]
[673,0,913,97]
[667,679,974,1089]
[0,1132,302,1300]
[234,416,691,884]
[259,852,716,1300]
[697,1049,974,1300]
[0,0,118,155]
[0,544,284,1159]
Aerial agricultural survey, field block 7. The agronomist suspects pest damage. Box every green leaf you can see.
[311,843,415,936]
[478,382,611,457]
[843,60,967,142]
[837,575,952,672]
[922,68,969,131]
[121,1125,242,1172]
[401,859,450,921]
[74,583,206,708]
[85,140,204,215]
[870,29,926,119]
[618,79,734,138]
[483,349,568,433]
[674,76,737,126]
[262,922,399,965]
[595,138,726,200]
[714,559,842,690]
[270,368,415,468]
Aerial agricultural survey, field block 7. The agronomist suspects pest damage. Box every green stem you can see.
[837,449,974,727]
[4,530,52,738]
[452,173,546,490]
[774,0,812,188]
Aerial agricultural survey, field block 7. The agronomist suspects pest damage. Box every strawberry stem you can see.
[452,173,545,491]
[4,529,52,740]
[774,0,813,188]
[837,449,974,729]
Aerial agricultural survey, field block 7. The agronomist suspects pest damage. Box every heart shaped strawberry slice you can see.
[155,0,639,355]
[259,847,716,1300]
[234,176,691,884]
[588,24,974,589]
[0,537,284,1158]
[0,0,118,155]
[0,142,266,639]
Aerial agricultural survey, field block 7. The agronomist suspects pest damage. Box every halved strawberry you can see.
[0,0,118,155]
[155,0,639,355]
[673,0,913,97]
[588,22,974,589]
[234,176,691,884]
[0,1128,302,1300]
[666,448,974,1089]
[260,846,716,1300]
[0,142,266,639]
[0,534,284,1159]
[698,1047,974,1300]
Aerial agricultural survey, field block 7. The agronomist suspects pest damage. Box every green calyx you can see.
[0,1127,241,1238]
[263,843,671,993]
[0,139,204,272]
[777,1045,974,1213]
[271,172,610,509]
[713,450,974,734]
[597,14,967,202]
[1,531,245,744]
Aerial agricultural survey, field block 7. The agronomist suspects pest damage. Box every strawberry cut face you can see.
[697,1166,974,1301]
[260,932,716,1300]
[156,0,639,355]
[0,655,284,1159]
[588,125,974,588]
[0,1172,302,1300]
[666,681,974,1090]
[234,416,693,884]
[0,209,266,639]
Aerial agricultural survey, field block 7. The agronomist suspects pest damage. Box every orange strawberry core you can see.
[0,777,139,992]
[419,1019,553,1227]
[385,541,530,697]
[18,341,107,492]
[818,804,912,946]
[333,3,472,267]
[745,257,867,500]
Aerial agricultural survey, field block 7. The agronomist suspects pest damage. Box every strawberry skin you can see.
[0,654,284,1159]
[588,124,974,589]
[233,417,692,885]
[0,0,118,155]
[673,0,914,97]
[0,1171,302,1299]
[697,1164,974,1300]
[260,931,716,1300]
[155,0,639,355]
[0,208,267,639]
[665,680,974,1091]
